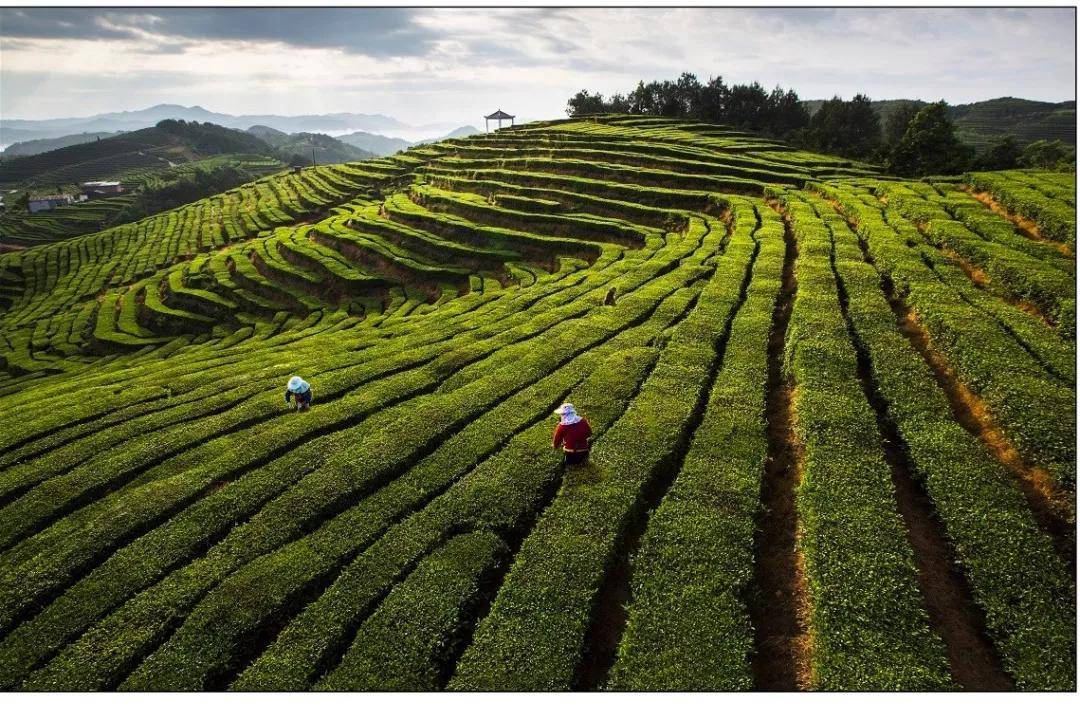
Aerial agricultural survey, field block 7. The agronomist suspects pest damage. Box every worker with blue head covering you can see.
[285,375,313,411]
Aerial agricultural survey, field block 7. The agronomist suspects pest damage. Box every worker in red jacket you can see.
[552,402,592,466]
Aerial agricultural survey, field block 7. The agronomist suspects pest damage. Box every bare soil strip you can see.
[829,199,1076,561]
[831,238,1014,691]
[965,188,1073,258]
[919,255,1070,387]
[750,211,812,691]
[913,220,1058,330]
[862,256,1076,572]
[577,220,753,690]
[892,301,1074,569]
[937,246,989,288]
[941,248,1056,330]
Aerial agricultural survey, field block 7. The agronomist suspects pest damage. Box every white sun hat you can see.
[287,376,307,392]
[555,402,581,424]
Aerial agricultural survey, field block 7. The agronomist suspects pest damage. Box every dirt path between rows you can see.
[750,210,812,691]
[965,188,1073,258]
[830,195,1075,569]
[576,217,745,691]
[913,220,1058,330]
[890,302,1076,570]
[833,233,1014,691]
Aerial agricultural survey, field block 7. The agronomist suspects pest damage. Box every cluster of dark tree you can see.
[873,101,1074,176]
[567,74,811,140]
[567,76,1076,177]
[879,101,974,176]
[969,137,1075,172]
[113,164,255,224]
[154,119,271,156]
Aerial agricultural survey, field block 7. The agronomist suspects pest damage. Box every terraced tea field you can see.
[0,155,286,248]
[0,116,1073,691]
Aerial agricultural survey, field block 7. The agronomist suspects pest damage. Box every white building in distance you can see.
[28,194,76,213]
[80,180,124,196]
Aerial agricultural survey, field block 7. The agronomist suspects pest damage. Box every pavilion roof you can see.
[485,109,515,120]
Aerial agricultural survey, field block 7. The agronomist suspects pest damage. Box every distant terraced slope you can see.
[0,120,274,188]
[0,116,877,373]
[0,116,1073,693]
[951,98,1076,149]
[0,155,285,248]
[804,97,1076,150]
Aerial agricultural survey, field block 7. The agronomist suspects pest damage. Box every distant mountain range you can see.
[803,96,1076,149]
[0,119,391,189]
[949,97,1075,149]
[0,120,273,187]
[0,116,483,171]
[337,125,482,155]
[245,127,374,164]
[1,132,125,158]
[336,130,413,157]
[9,96,1068,164]
[0,104,473,147]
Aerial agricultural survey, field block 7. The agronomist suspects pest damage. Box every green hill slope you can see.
[0,120,274,187]
[254,131,375,165]
[245,125,291,144]
[804,96,1076,149]
[337,130,412,156]
[1,132,125,159]
[0,116,1072,694]
[0,154,285,247]
[950,97,1076,149]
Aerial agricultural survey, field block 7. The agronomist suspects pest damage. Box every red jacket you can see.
[553,418,592,452]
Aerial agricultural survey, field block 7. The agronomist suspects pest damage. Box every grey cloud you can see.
[0,7,441,57]
[1,7,1074,123]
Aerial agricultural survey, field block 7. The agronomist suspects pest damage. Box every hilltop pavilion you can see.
[484,109,515,132]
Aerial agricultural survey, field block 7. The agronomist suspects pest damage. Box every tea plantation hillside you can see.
[0,116,1073,692]
[0,154,286,247]
[0,120,273,188]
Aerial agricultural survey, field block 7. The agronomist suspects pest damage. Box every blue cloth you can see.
[285,388,313,404]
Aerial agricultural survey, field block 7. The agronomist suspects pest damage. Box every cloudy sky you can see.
[1,6,1075,124]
